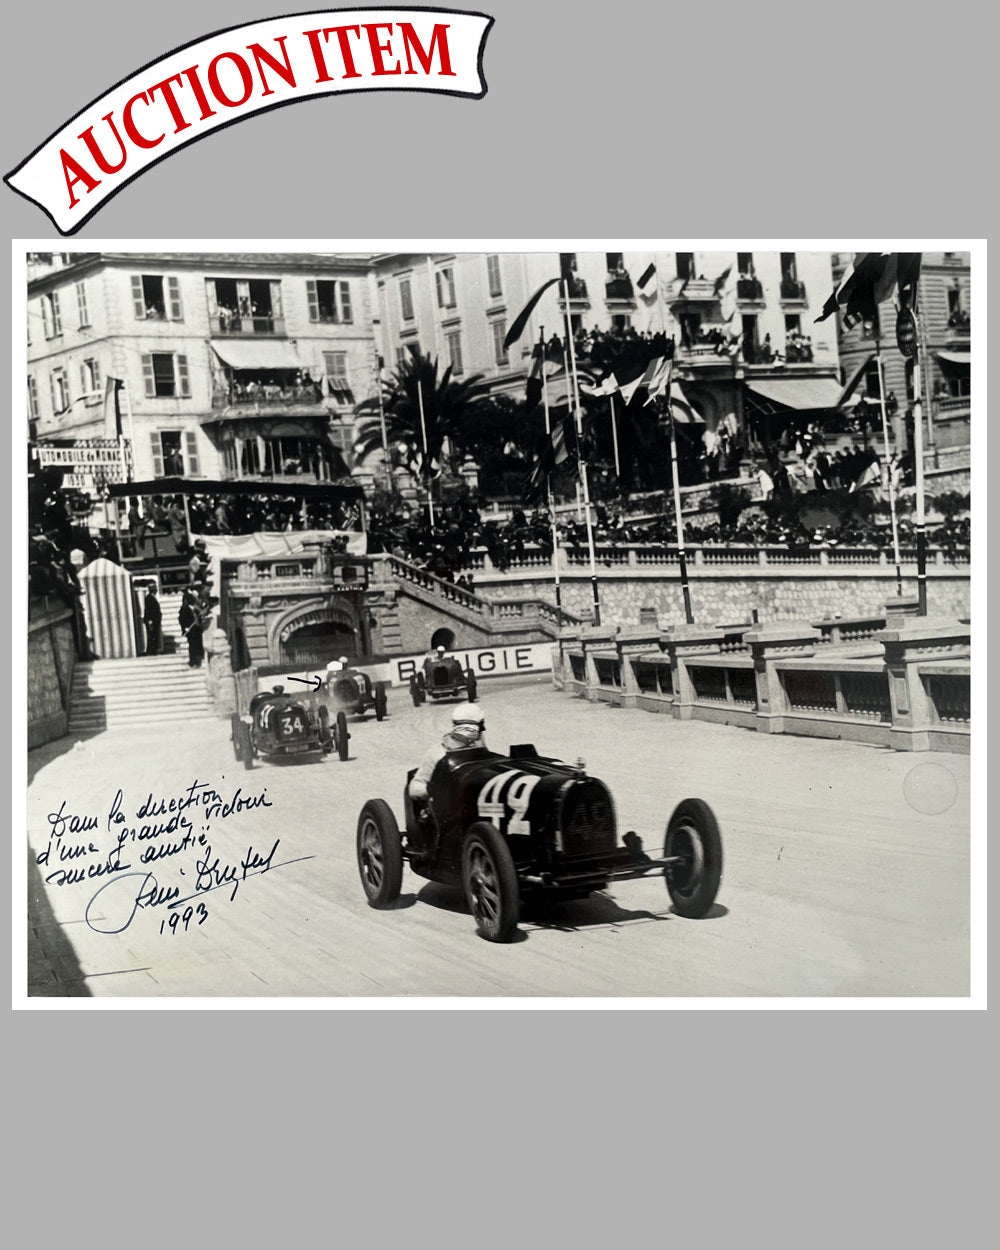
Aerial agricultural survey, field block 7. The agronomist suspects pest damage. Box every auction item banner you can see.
[6,8,492,234]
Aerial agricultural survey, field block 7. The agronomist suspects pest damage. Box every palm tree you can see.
[354,348,490,485]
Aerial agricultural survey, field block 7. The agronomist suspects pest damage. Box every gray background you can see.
[7,2,991,1247]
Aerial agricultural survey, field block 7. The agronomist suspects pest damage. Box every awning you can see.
[746,377,845,410]
[934,350,971,368]
[212,340,304,370]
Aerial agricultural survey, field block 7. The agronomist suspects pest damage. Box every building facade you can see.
[367,247,843,453]
[832,250,971,459]
[27,250,378,493]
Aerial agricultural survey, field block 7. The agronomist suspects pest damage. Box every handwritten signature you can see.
[85,838,290,934]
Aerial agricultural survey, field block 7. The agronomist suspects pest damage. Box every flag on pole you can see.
[525,335,565,411]
[637,262,656,291]
[618,357,660,405]
[642,356,672,405]
[816,253,923,329]
[103,376,124,438]
[504,277,560,350]
[837,352,876,407]
[713,264,733,296]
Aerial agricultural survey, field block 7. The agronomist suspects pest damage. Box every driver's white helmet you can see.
[451,702,484,730]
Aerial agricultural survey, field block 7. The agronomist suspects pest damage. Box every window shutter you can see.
[51,291,62,335]
[306,280,319,323]
[150,433,163,477]
[132,276,146,319]
[49,372,57,412]
[338,281,353,324]
[176,355,190,397]
[435,271,444,307]
[142,354,155,397]
[91,359,101,392]
[167,276,183,320]
[184,431,200,476]
[76,280,89,326]
[205,280,218,321]
[80,363,88,394]
[269,280,283,319]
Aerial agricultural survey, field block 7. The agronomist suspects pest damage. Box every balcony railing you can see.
[211,382,324,410]
[780,279,806,301]
[211,314,286,336]
[605,276,634,300]
[737,277,764,301]
[560,277,589,300]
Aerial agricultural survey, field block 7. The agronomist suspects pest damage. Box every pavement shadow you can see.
[27,727,107,787]
[26,847,91,997]
[523,890,673,933]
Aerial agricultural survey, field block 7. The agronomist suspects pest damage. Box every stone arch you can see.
[430,626,456,651]
[267,598,358,667]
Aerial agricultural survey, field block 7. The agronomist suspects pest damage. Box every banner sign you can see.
[6,8,493,234]
[37,444,127,468]
[268,643,554,693]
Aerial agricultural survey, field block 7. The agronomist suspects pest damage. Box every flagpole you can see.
[561,281,600,626]
[538,327,563,619]
[608,390,621,479]
[873,331,903,597]
[416,376,435,529]
[911,313,928,615]
[654,263,694,624]
[373,336,393,495]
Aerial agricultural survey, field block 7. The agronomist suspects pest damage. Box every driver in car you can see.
[408,702,487,852]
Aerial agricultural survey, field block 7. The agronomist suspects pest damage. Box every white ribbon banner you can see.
[6,8,493,234]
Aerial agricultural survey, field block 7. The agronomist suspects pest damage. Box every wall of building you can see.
[28,607,78,748]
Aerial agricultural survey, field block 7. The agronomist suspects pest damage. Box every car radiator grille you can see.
[558,780,617,859]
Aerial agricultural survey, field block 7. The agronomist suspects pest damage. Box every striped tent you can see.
[78,557,142,658]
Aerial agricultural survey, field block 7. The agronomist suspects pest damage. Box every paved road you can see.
[25,673,972,999]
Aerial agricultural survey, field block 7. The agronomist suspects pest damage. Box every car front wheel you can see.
[462,822,520,943]
[664,798,723,918]
[374,682,388,721]
[357,799,403,907]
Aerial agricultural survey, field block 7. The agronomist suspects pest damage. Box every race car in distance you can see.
[356,742,722,943]
[232,686,350,769]
[326,661,388,721]
[410,648,478,706]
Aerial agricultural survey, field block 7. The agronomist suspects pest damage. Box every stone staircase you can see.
[67,592,217,732]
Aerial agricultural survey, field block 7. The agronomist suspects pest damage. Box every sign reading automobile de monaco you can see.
[5,8,493,235]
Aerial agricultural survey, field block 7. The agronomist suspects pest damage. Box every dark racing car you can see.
[410,648,477,706]
[355,742,722,942]
[326,660,389,721]
[232,686,350,769]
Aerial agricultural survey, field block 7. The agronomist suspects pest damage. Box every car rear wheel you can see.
[230,713,244,762]
[335,710,350,761]
[462,822,520,943]
[374,682,388,721]
[465,670,478,700]
[357,799,403,907]
[664,798,723,918]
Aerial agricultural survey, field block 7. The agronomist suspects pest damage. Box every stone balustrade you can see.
[555,606,971,754]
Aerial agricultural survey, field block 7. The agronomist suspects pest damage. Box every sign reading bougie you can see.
[5,8,493,234]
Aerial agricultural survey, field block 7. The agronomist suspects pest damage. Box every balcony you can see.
[780,279,807,302]
[946,311,970,337]
[737,277,764,303]
[605,275,634,301]
[211,380,324,411]
[560,276,589,300]
[210,312,286,336]
[668,277,719,306]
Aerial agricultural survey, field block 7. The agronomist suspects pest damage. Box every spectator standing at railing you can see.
[178,588,205,668]
[127,497,148,555]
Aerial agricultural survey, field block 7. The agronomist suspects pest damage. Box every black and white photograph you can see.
[21,243,980,999]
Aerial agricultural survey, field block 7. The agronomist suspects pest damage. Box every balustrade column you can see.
[743,622,822,734]
[615,627,665,707]
[876,617,970,751]
[660,625,738,720]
